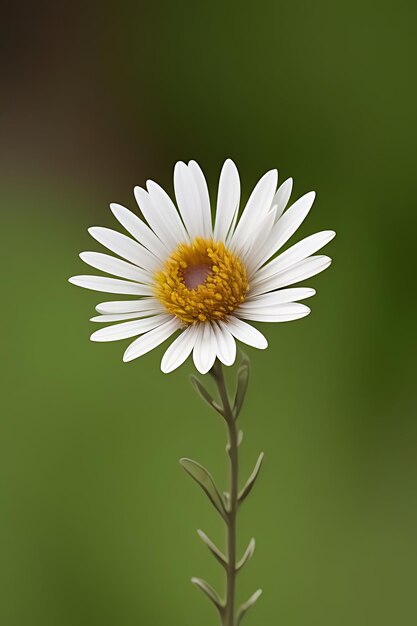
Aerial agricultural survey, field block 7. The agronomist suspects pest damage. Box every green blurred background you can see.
[1,1,416,624]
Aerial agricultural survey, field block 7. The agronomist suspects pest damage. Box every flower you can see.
[69,160,335,373]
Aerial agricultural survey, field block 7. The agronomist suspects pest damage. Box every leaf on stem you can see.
[233,353,250,418]
[238,349,250,368]
[191,577,224,616]
[238,452,264,505]
[189,375,223,414]
[180,458,227,519]
[236,589,262,625]
[236,538,256,572]
[197,529,227,568]
[225,429,243,455]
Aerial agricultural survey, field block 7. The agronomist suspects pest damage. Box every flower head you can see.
[70,160,335,373]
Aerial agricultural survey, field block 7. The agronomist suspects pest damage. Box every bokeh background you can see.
[1,1,416,624]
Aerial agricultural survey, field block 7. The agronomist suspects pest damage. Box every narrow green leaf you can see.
[236,589,262,625]
[238,349,250,368]
[191,577,224,615]
[180,458,227,519]
[233,361,250,418]
[197,529,227,568]
[189,375,217,410]
[236,538,256,572]
[238,452,264,505]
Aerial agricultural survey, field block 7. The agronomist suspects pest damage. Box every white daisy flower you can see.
[69,160,335,374]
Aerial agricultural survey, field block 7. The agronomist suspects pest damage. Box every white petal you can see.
[237,302,311,321]
[136,184,187,251]
[110,203,169,260]
[191,326,205,374]
[91,310,163,323]
[193,323,217,374]
[230,169,278,251]
[88,226,159,272]
[174,161,204,239]
[250,255,332,297]
[90,314,171,342]
[253,230,336,285]
[241,207,278,274]
[274,191,316,249]
[242,288,316,310]
[223,317,268,350]
[252,191,316,270]
[212,323,237,366]
[214,159,241,241]
[188,160,212,238]
[79,252,152,284]
[237,304,310,322]
[123,317,181,363]
[161,324,199,373]
[96,298,162,314]
[69,275,153,295]
[271,178,293,222]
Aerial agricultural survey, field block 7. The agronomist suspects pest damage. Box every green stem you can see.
[212,360,238,626]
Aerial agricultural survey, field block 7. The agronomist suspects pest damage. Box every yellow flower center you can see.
[154,237,249,324]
